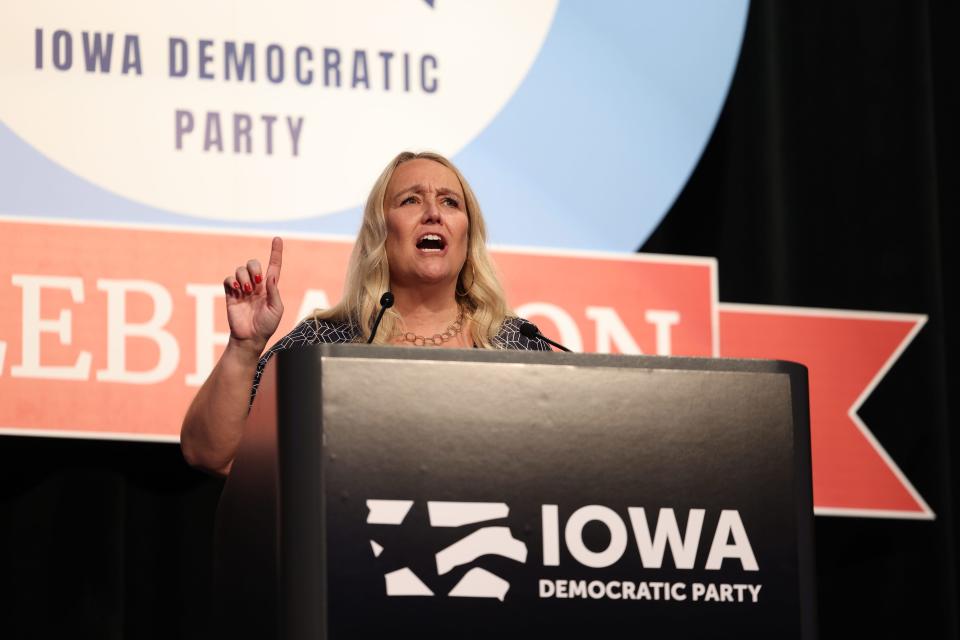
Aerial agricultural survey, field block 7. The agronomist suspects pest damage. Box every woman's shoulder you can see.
[268,317,360,355]
[492,316,552,351]
[250,317,360,405]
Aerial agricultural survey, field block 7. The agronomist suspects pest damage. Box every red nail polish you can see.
[243,283,252,293]
[255,274,262,284]
[232,282,240,289]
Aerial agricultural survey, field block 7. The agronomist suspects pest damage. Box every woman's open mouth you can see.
[416,233,447,254]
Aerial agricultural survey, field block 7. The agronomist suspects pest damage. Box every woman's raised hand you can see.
[222,237,285,353]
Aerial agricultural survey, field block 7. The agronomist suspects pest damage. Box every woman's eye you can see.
[443,197,460,208]
[401,196,417,205]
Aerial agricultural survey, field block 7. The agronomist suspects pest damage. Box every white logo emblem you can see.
[366,499,528,601]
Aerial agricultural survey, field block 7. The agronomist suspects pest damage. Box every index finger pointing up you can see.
[267,236,283,283]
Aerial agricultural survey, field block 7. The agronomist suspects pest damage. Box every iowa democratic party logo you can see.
[366,499,528,601]
[365,498,764,605]
[0,0,557,223]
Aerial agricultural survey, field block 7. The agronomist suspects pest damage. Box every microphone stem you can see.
[538,334,572,352]
[368,306,389,344]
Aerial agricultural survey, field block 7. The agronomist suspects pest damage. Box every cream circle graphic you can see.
[0,0,558,222]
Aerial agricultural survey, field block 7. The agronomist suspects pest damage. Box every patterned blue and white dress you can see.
[250,316,551,402]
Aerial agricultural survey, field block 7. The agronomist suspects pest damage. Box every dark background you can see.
[1,1,957,638]
[644,1,959,637]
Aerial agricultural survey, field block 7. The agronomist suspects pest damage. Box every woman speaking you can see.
[181,151,550,474]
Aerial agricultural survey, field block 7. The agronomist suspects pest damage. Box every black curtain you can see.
[643,1,958,637]
[0,438,223,639]
[1,2,958,638]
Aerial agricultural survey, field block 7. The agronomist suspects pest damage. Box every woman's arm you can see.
[180,238,284,475]
[180,338,264,475]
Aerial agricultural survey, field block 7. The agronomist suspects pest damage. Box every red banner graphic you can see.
[718,305,931,519]
[0,217,930,519]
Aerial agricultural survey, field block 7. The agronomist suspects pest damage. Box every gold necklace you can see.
[399,308,464,346]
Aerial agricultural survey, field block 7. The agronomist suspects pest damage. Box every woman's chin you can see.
[411,268,457,287]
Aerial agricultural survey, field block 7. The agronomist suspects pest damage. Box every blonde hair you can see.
[312,151,511,348]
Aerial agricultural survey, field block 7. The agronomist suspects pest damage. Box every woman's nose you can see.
[422,199,441,223]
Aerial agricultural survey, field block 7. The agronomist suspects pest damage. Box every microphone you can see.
[519,321,572,352]
[367,291,395,344]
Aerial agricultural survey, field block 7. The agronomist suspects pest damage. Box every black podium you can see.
[215,345,816,639]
